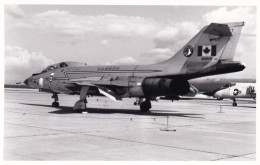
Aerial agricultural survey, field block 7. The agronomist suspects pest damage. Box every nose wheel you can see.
[51,92,59,107]
[232,98,237,106]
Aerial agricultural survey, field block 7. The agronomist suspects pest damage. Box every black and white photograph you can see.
[2,0,258,163]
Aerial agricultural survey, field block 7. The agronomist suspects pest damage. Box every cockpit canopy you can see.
[223,83,236,88]
[40,62,87,73]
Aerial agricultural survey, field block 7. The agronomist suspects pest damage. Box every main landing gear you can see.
[73,86,89,112]
[232,98,237,106]
[134,98,143,106]
[51,92,59,107]
[140,98,151,112]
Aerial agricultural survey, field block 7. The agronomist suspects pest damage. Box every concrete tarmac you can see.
[4,88,256,161]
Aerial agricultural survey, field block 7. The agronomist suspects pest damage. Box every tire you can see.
[140,101,151,112]
[75,110,83,113]
[232,102,237,106]
[52,102,59,107]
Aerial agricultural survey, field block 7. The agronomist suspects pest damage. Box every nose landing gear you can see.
[51,92,59,107]
[232,98,237,106]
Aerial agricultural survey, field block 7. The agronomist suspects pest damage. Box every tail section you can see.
[160,22,245,78]
[217,22,244,60]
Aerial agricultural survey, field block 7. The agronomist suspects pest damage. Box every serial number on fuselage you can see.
[97,67,120,71]
[201,57,212,60]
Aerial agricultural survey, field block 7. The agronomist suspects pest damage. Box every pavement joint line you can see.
[5,122,78,134]
[228,121,255,125]
[80,133,240,157]
[5,121,156,137]
[11,152,42,160]
[172,122,255,135]
[210,152,256,161]
[173,125,256,136]
[5,132,73,139]
[5,121,237,157]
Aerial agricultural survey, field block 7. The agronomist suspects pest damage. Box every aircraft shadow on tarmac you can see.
[20,103,203,118]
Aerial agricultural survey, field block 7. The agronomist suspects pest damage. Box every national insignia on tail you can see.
[198,45,217,60]
[183,45,193,57]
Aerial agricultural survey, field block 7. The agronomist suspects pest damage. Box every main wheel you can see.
[75,110,83,113]
[232,102,237,106]
[52,102,59,107]
[140,101,151,112]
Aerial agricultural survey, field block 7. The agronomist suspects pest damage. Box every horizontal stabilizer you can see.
[204,22,244,36]
[204,23,232,36]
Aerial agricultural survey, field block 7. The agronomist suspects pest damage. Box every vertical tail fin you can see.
[216,22,244,60]
[160,22,244,76]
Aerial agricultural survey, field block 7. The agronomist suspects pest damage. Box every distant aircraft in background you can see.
[189,78,255,95]
[160,78,256,103]
[214,83,256,106]
[186,78,256,106]
[24,22,245,112]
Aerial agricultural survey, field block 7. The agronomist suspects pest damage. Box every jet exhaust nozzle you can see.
[142,78,190,96]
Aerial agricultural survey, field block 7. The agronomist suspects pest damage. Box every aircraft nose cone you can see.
[24,78,29,86]
[214,91,221,98]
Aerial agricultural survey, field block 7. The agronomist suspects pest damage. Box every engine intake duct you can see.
[142,78,190,96]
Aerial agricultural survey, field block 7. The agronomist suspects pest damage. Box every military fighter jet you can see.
[214,83,256,106]
[24,22,245,112]
[189,78,256,98]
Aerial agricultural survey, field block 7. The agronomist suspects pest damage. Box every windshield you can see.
[41,65,57,73]
[223,83,236,88]
[59,62,68,68]
[41,62,70,73]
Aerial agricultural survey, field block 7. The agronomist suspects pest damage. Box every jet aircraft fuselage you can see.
[24,22,246,112]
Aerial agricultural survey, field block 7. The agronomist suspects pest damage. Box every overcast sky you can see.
[4,5,256,84]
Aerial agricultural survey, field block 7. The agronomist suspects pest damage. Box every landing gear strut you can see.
[51,92,59,107]
[73,86,89,112]
[232,98,237,106]
[140,98,151,112]
[134,97,143,106]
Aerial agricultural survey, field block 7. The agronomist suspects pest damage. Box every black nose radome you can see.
[24,78,29,86]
